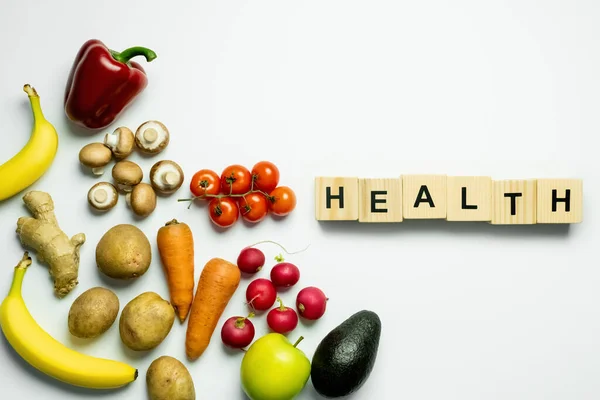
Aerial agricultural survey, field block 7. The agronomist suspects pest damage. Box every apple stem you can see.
[293,336,304,348]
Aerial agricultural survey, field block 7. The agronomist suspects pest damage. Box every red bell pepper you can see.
[64,39,157,130]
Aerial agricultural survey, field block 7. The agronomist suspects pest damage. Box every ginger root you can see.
[16,191,86,298]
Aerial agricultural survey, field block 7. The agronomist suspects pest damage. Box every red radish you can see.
[267,297,298,334]
[246,278,277,311]
[237,247,265,274]
[296,286,328,320]
[270,262,300,287]
[221,313,255,349]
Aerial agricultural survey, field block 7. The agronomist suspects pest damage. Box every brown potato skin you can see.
[68,287,120,339]
[96,224,151,279]
[119,292,175,351]
[146,356,196,400]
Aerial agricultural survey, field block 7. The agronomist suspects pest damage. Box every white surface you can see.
[0,1,597,399]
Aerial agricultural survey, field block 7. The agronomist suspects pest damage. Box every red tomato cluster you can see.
[187,161,297,228]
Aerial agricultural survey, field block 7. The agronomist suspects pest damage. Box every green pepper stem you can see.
[113,46,157,64]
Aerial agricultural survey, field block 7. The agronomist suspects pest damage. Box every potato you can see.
[96,224,151,279]
[119,292,175,351]
[68,287,119,339]
[146,355,196,400]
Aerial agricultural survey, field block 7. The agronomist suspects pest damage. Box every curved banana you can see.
[0,252,138,389]
[0,85,58,202]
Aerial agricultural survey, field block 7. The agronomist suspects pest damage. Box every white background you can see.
[0,1,597,399]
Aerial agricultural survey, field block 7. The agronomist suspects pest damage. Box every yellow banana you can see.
[0,252,138,389]
[0,85,58,201]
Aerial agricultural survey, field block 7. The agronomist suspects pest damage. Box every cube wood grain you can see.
[446,176,492,221]
[358,178,403,223]
[491,180,537,225]
[315,177,359,220]
[536,179,583,224]
[402,175,447,219]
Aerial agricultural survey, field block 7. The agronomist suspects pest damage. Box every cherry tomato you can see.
[251,161,280,193]
[238,193,268,223]
[209,197,239,228]
[190,169,220,198]
[268,186,297,216]
[220,165,252,195]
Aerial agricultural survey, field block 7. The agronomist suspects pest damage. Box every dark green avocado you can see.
[310,310,381,398]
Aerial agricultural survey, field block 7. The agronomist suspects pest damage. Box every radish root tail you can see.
[247,240,310,255]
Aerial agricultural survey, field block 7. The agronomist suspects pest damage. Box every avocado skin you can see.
[310,310,381,398]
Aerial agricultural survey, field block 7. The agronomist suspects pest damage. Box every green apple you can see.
[241,333,311,400]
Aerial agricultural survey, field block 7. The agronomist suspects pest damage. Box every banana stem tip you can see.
[23,84,38,97]
[17,252,32,269]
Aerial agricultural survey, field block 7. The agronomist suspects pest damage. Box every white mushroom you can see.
[135,120,170,154]
[126,183,157,217]
[149,160,185,194]
[87,182,118,211]
[104,127,135,159]
[79,143,112,175]
[112,160,143,193]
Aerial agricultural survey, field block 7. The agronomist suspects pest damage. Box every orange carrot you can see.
[185,257,241,361]
[157,219,195,322]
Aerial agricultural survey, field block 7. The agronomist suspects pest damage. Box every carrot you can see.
[157,219,195,323]
[185,257,241,361]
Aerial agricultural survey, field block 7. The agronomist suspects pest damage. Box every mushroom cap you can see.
[79,143,112,168]
[87,182,118,211]
[127,183,157,217]
[149,160,185,194]
[112,160,143,189]
[104,127,135,159]
[135,120,170,154]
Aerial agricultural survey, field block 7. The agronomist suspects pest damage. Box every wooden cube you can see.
[402,175,447,219]
[358,178,403,223]
[446,176,492,221]
[315,177,359,220]
[491,180,537,224]
[536,179,583,223]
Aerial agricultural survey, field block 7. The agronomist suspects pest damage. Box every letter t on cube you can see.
[315,177,359,220]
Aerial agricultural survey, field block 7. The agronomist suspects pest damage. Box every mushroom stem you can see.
[92,167,105,176]
[93,189,108,203]
[143,128,158,143]
[162,172,178,186]
[125,193,132,207]
[118,184,134,193]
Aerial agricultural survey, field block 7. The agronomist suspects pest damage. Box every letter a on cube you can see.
[536,179,583,223]
[402,175,447,219]
[315,177,359,220]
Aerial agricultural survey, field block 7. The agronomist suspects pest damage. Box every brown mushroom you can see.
[79,143,112,175]
[112,160,143,193]
[87,182,118,211]
[126,183,157,217]
[149,160,185,194]
[104,127,135,159]
[135,120,170,154]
